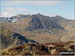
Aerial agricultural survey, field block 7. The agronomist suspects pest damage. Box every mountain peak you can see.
[55,15,66,19]
[37,13,42,15]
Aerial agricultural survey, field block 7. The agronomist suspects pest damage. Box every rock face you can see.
[26,14,64,31]
[27,15,44,30]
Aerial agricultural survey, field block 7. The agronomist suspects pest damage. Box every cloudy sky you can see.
[1,0,74,20]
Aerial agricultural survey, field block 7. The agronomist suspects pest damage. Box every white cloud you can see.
[1,0,61,17]
[1,8,30,17]
[5,0,60,6]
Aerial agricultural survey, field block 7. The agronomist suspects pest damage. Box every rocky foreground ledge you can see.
[1,41,75,55]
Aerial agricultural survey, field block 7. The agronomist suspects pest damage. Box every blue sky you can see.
[1,0,74,20]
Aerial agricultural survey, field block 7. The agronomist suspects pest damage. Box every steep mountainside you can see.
[26,14,64,31]
[51,16,75,31]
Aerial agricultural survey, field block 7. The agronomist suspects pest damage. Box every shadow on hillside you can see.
[13,33,39,44]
